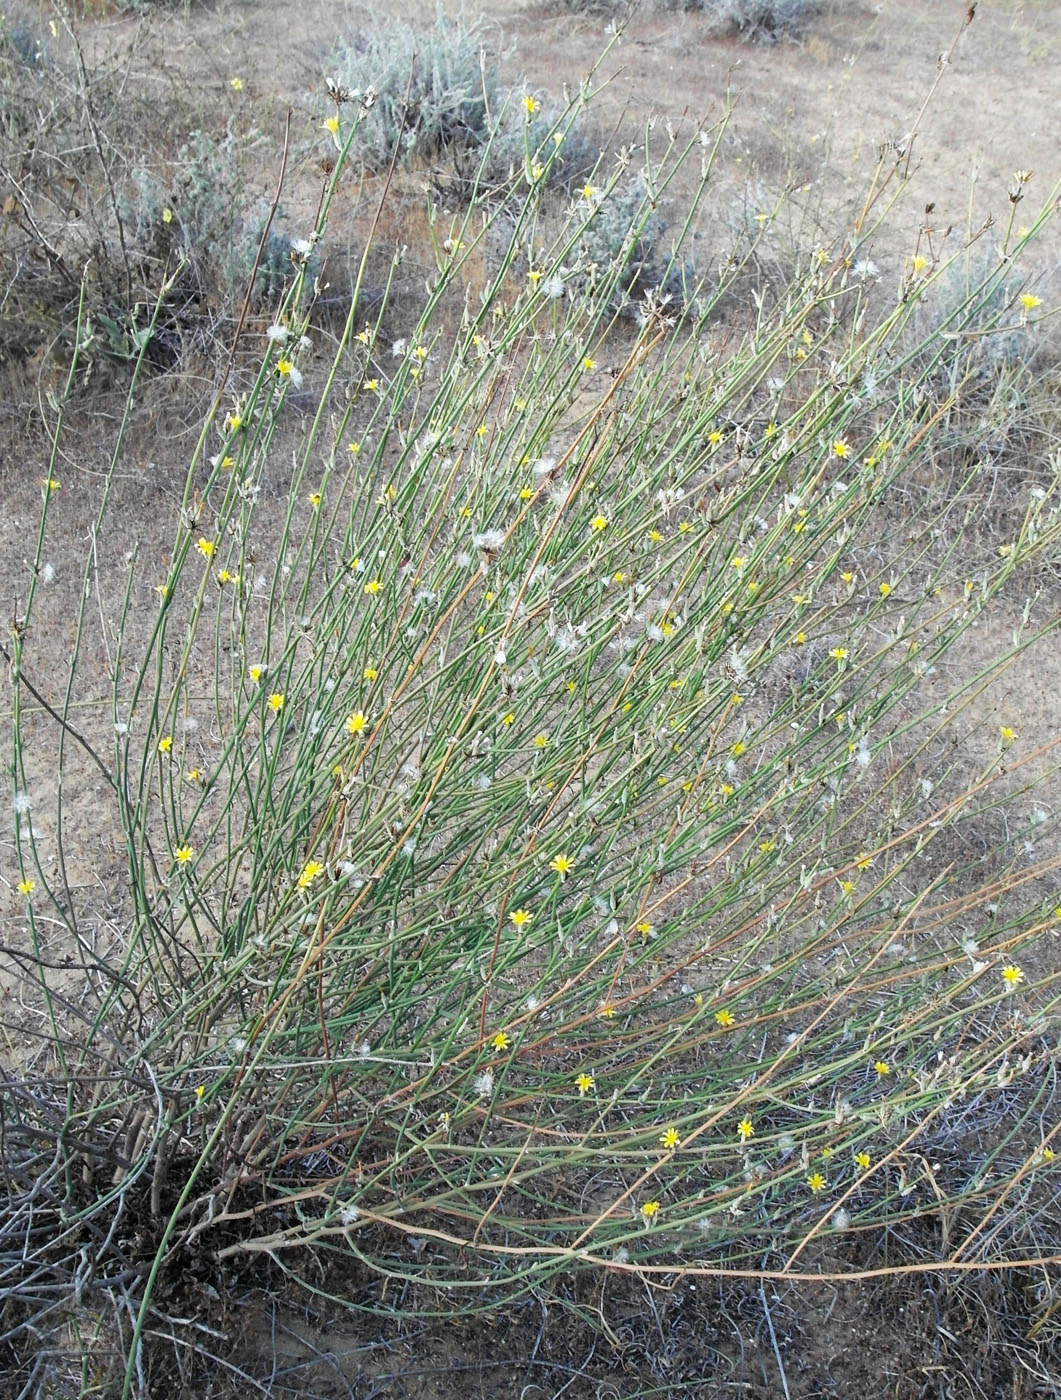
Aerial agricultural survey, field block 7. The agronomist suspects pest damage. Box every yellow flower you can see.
[598,1002,616,1019]
[308,491,322,509]
[830,646,849,661]
[174,844,194,864]
[249,665,264,683]
[873,1060,890,1077]
[196,537,215,559]
[1042,1146,1056,1163]
[879,581,892,597]
[347,441,361,456]
[298,859,325,889]
[522,93,539,115]
[162,207,173,224]
[1000,964,1024,988]
[345,711,368,735]
[575,1071,595,1096]
[581,184,600,202]
[715,1008,735,1028]
[532,732,549,749]
[363,665,378,681]
[1019,293,1042,312]
[267,692,285,712]
[363,579,381,595]
[17,879,35,895]
[659,1127,680,1149]
[590,514,608,531]
[158,735,173,754]
[509,908,533,928]
[323,114,340,137]
[550,853,573,878]
[806,1172,827,1193]
[582,356,597,372]
[501,712,515,727]
[640,1200,660,1221]
[736,1118,754,1141]
[854,1151,871,1169]
[1000,725,1017,743]
[186,768,203,783]
[491,1031,510,1051]
[230,75,244,91]
[832,440,851,459]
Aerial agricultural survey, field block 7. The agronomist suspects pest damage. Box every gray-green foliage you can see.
[690,0,817,38]
[331,8,500,169]
[329,8,595,198]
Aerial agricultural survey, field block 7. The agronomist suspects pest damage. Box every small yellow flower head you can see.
[174,844,194,865]
[912,254,929,275]
[501,712,516,727]
[186,768,203,783]
[575,1071,594,1096]
[873,1060,890,1077]
[659,1127,681,1149]
[550,853,573,878]
[1041,1145,1056,1162]
[509,908,533,929]
[854,1151,871,1169]
[715,1008,735,1028]
[1000,725,1017,743]
[298,859,324,889]
[363,579,381,595]
[832,439,851,459]
[308,491,322,509]
[195,1084,205,1102]
[346,711,368,735]
[196,537,215,560]
[879,581,892,597]
[599,1002,616,1020]
[1000,964,1024,988]
[323,113,341,145]
[230,75,244,91]
[491,1031,510,1051]
[830,646,849,661]
[1019,293,1042,312]
[582,356,597,372]
[708,429,724,446]
[640,1200,660,1222]
[158,735,173,754]
[347,441,361,456]
[249,665,264,684]
[363,665,378,681]
[582,184,601,203]
[162,207,173,225]
[267,692,285,713]
[532,732,549,749]
[17,879,35,895]
[736,1118,754,1142]
[521,92,539,115]
[806,1172,827,1193]
[591,514,608,532]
